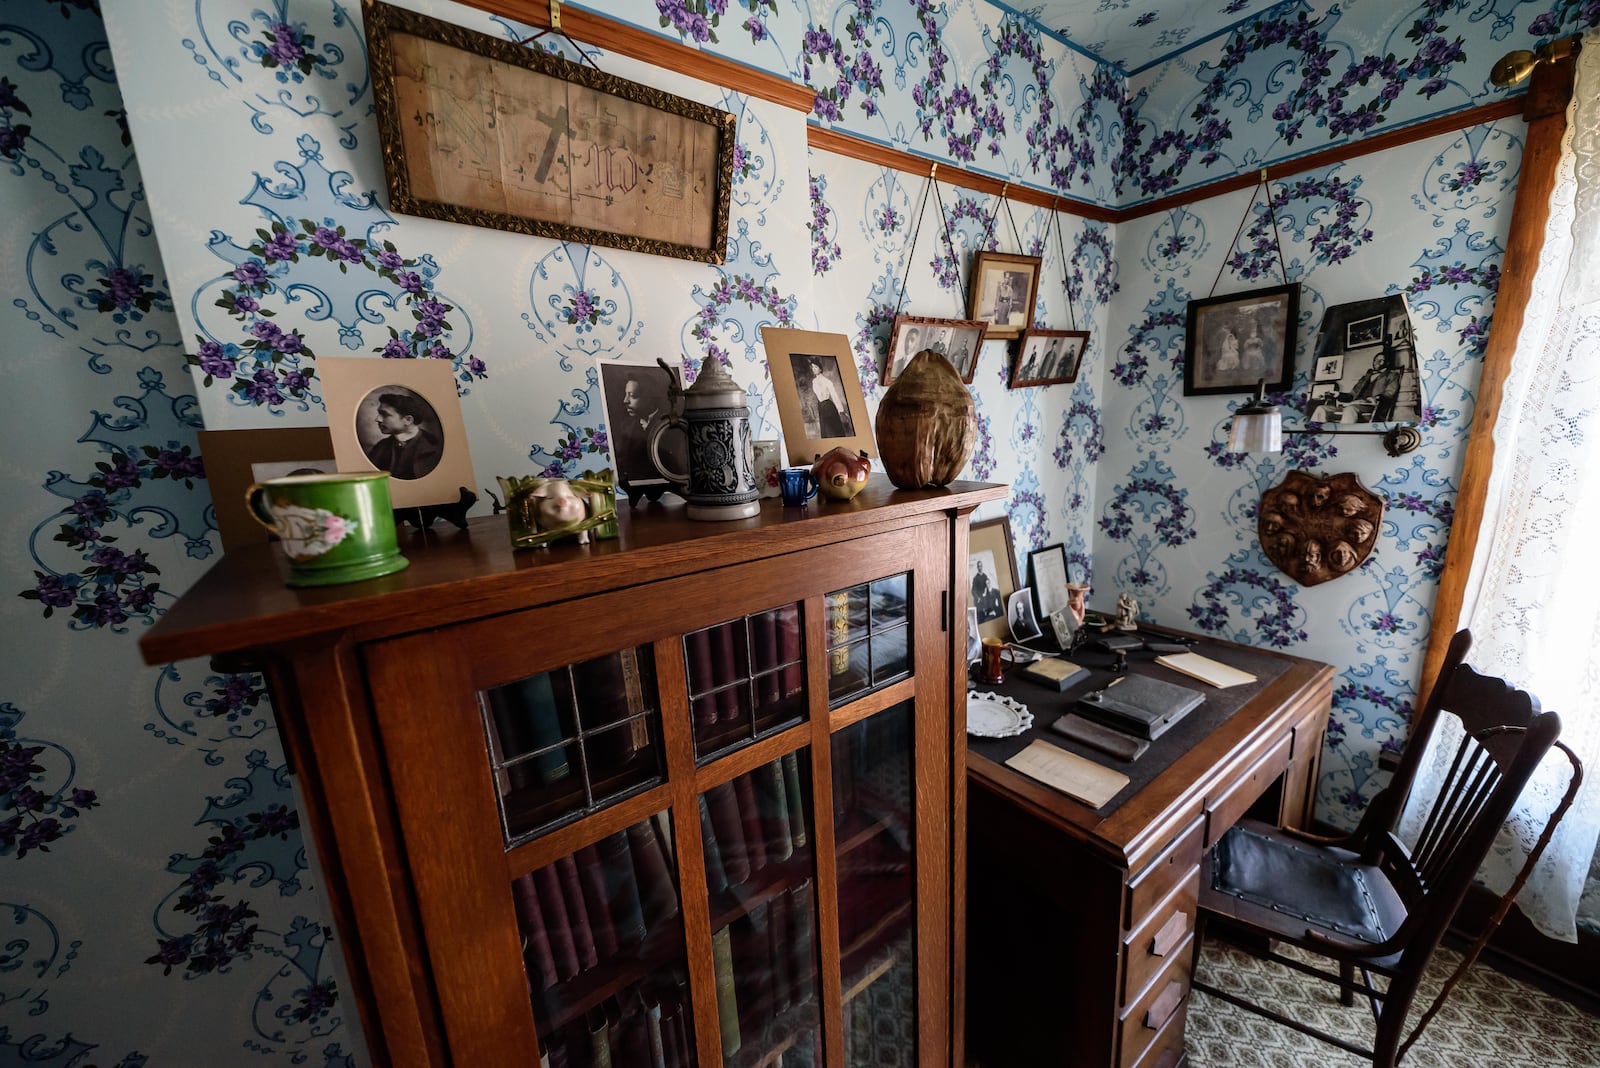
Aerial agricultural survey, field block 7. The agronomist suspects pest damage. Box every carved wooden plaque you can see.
[1258,471,1383,586]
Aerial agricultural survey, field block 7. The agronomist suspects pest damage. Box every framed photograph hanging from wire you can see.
[1182,282,1300,396]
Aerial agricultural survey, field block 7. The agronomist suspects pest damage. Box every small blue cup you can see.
[779,466,818,507]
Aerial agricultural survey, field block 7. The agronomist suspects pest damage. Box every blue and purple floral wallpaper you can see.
[4,0,1598,1061]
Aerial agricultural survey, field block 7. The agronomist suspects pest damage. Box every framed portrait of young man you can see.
[596,357,690,503]
[319,356,475,509]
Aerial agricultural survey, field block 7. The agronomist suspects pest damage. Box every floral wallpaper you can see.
[4,0,1598,1061]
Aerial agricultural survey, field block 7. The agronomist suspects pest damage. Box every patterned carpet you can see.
[1187,938,1600,1067]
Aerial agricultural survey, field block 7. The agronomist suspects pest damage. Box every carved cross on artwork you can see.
[1258,471,1384,586]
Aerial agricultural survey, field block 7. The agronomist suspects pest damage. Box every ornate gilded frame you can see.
[364,0,735,264]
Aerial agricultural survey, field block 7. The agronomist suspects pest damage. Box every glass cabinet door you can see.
[700,753,821,1067]
[512,810,698,1067]
[832,704,917,1065]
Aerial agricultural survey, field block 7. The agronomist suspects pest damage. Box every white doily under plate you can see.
[967,691,1033,738]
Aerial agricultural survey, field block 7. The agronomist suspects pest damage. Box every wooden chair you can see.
[1193,629,1582,1067]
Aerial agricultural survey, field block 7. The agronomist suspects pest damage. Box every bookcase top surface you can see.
[140,475,1006,665]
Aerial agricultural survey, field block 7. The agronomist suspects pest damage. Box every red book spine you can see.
[705,781,750,885]
[511,872,558,991]
[777,604,803,698]
[686,628,719,725]
[734,771,768,873]
[753,610,781,707]
[712,622,743,723]
[533,862,579,981]
[557,853,598,972]
[576,843,619,960]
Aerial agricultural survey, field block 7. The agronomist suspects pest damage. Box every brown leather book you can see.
[777,605,804,699]
[753,610,782,707]
[768,884,793,1013]
[699,793,728,893]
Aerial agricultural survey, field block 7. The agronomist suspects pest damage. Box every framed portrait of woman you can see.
[761,327,875,465]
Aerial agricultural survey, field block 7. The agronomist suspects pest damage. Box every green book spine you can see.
[781,751,808,850]
[712,924,742,1057]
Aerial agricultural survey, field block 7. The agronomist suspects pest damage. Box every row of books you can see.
[711,879,818,1059]
[701,754,809,893]
[685,609,804,731]
[487,648,658,795]
[514,813,679,993]
[538,983,694,1068]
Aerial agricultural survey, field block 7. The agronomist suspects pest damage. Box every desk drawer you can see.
[1118,940,1193,1068]
[1126,817,1203,928]
[1130,1000,1189,1068]
[1121,871,1199,1005]
[1204,732,1292,847]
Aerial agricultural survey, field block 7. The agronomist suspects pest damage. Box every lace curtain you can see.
[1401,30,1600,942]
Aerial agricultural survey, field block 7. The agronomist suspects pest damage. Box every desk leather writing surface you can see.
[967,639,1292,812]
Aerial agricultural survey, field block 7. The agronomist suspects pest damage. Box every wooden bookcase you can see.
[141,479,1004,1068]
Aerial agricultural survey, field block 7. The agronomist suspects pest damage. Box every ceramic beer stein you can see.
[647,358,761,521]
[246,471,408,587]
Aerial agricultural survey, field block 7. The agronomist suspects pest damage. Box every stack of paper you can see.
[1155,651,1257,688]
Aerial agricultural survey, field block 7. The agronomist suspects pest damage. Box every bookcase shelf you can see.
[139,479,1005,1067]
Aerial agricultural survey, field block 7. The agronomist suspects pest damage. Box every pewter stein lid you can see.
[678,357,746,411]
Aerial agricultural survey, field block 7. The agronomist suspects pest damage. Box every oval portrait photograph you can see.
[355,384,445,481]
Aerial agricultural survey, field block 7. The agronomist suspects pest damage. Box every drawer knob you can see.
[1150,909,1188,958]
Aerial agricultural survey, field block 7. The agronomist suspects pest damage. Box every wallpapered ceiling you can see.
[2,0,1594,1061]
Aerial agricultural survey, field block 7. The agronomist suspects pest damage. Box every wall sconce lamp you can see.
[1491,36,1580,87]
[1225,381,1423,457]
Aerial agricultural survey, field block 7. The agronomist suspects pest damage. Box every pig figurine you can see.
[532,479,591,543]
[812,447,872,502]
[499,474,617,549]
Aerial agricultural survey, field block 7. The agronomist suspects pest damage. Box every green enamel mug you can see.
[245,471,408,587]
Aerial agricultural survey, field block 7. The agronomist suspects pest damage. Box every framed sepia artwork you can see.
[596,357,690,503]
[884,314,989,386]
[967,252,1042,339]
[319,356,476,510]
[1183,282,1300,396]
[969,515,1019,642]
[1305,295,1422,425]
[365,1,735,264]
[197,427,337,552]
[1010,328,1088,388]
[761,327,875,465]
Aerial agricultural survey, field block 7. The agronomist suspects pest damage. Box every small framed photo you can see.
[761,327,875,466]
[197,427,337,552]
[1346,314,1385,348]
[319,356,476,509]
[596,358,690,502]
[1007,589,1043,642]
[1305,295,1421,425]
[1027,542,1070,618]
[1010,329,1089,388]
[884,314,990,385]
[967,252,1042,339]
[968,515,1019,642]
[1182,282,1301,396]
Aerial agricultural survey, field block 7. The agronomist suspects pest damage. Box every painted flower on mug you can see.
[268,503,358,561]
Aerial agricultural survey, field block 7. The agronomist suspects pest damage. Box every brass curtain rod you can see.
[1490,34,1581,87]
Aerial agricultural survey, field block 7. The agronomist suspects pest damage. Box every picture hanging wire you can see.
[1051,196,1079,332]
[1207,169,1286,299]
[890,163,960,323]
[977,183,1026,261]
[520,0,602,71]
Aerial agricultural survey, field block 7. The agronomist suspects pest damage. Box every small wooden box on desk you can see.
[140,478,1006,1068]
[964,632,1331,1068]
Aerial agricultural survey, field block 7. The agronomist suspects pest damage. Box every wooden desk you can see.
[963,636,1332,1068]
